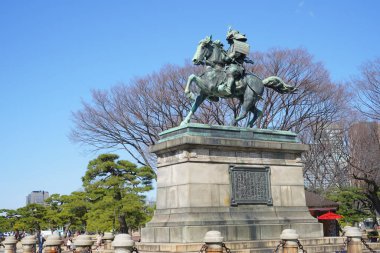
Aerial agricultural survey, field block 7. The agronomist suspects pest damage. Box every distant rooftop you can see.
[305,191,339,209]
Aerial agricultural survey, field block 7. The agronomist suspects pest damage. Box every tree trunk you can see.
[64,223,72,237]
[368,190,380,216]
[35,223,41,233]
[118,214,129,233]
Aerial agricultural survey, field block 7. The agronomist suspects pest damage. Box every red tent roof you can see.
[318,211,343,220]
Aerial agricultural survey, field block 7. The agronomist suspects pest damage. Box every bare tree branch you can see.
[354,58,380,121]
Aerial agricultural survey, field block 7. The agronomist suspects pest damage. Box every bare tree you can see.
[302,122,352,191]
[248,48,348,132]
[339,58,380,213]
[71,63,234,168]
[348,122,380,213]
[304,58,380,197]
[355,57,380,121]
[71,48,349,171]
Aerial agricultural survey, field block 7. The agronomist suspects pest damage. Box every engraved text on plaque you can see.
[229,166,272,205]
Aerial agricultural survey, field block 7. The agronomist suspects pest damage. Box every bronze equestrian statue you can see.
[182,29,296,127]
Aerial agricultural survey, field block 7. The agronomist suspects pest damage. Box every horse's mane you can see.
[209,41,226,65]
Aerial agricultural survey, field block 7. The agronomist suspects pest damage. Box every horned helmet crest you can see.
[226,27,247,42]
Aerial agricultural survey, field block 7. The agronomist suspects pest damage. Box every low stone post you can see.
[21,235,37,253]
[203,231,224,253]
[102,232,114,250]
[74,235,94,253]
[111,234,135,253]
[280,229,299,253]
[346,227,362,253]
[44,234,62,253]
[3,236,17,253]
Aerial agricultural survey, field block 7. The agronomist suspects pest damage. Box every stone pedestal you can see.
[280,229,299,253]
[112,234,135,253]
[44,234,62,253]
[346,227,363,253]
[103,232,114,250]
[21,235,37,253]
[203,231,224,253]
[3,236,17,253]
[141,123,323,243]
[74,235,93,253]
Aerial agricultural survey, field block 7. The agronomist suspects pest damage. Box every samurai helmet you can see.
[226,28,247,42]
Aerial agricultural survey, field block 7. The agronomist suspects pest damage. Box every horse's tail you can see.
[262,76,297,94]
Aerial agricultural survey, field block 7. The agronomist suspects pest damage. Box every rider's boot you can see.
[218,78,233,96]
[224,78,233,95]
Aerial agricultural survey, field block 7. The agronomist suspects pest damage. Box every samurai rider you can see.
[218,29,254,96]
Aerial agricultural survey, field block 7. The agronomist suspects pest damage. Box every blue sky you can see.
[0,0,379,209]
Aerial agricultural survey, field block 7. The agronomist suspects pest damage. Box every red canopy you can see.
[318,211,343,220]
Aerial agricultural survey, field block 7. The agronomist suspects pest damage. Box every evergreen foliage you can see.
[0,154,155,234]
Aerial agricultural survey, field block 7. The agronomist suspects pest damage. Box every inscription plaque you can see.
[229,166,272,205]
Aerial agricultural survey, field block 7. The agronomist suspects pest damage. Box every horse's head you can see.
[192,36,214,65]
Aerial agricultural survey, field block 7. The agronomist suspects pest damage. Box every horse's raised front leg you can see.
[181,93,207,126]
[185,74,210,101]
[184,74,197,101]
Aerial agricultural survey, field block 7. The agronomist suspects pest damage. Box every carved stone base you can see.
[141,124,322,243]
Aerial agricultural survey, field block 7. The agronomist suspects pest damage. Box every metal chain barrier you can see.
[198,244,208,253]
[221,242,231,253]
[340,237,351,252]
[198,243,231,253]
[296,239,307,253]
[361,238,377,253]
[273,240,286,253]
[132,246,139,253]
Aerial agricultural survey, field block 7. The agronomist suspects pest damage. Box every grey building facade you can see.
[26,190,49,205]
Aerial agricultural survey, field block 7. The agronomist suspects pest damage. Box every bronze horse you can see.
[182,36,296,127]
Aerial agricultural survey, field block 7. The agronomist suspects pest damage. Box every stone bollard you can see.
[21,235,37,253]
[102,232,114,250]
[3,236,18,253]
[346,227,363,253]
[74,235,93,253]
[111,234,135,253]
[342,226,352,237]
[44,234,62,253]
[280,229,299,253]
[203,231,224,253]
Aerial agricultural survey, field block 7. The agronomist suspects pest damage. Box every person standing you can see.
[37,231,45,253]
[66,238,72,251]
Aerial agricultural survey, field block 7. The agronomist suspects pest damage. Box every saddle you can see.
[202,67,248,101]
